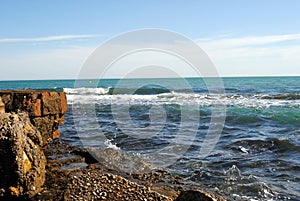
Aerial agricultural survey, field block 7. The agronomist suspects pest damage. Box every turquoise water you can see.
[0,76,299,200]
[1,76,300,94]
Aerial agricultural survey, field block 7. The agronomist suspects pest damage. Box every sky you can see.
[1,0,300,80]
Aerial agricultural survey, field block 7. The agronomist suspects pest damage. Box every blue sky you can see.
[1,0,300,80]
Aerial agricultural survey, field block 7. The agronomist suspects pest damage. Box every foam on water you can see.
[65,88,300,108]
[104,139,120,150]
[64,87,111,95]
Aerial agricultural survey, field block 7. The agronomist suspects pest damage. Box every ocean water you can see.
[0,77,299,200]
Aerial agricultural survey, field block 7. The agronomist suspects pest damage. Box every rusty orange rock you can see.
[52,130,60,139]
[0,90,68,145]
[9,187,19,197]
[60,92,68,114]
[33,99,41,117]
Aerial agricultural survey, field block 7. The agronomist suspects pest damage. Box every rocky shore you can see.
[0,90,227,201]
[32,140,227,201]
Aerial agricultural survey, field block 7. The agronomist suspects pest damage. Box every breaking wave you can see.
[64,87,300,108]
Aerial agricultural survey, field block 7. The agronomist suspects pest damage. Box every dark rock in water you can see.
[175,190,221,201]
[0,90,68,145]
[0,113,46,198]
[91,147,155,174]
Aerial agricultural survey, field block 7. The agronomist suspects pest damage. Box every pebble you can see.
[65,171,171,201]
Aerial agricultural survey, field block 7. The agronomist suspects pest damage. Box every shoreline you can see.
[0,90,227,200]
[32,140,227,201]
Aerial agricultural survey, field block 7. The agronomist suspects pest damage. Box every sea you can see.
[0,76,299,201]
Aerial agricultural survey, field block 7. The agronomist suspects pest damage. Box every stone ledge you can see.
[0,90,67,145]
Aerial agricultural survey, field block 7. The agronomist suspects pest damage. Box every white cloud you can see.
[0,34,98,43]
[197,33,300,49]
[197,33,300,76]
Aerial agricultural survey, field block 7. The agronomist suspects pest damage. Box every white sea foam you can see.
[64,87,111,95]
[104,139,120,150]
[66,88,300,108]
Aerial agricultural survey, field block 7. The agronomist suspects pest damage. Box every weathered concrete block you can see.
[42,92,62,115]
[0,90,68,145]
[31,113,63,143]
[0,113,46,198]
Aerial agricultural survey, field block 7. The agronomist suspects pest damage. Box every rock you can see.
[0,90,68,145]
[175,190,226,201]
[64,171,172,201]
[9,186,20,197]
[0,113,46,198]
[32,141,228,201]
[91,147,154,174]
[0,97,4,114]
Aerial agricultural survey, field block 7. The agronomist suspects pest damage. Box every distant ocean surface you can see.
[0,77,299,201]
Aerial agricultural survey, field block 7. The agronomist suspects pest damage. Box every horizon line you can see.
[1,75,300,82]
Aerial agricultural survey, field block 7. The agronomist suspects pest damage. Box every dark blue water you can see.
[0,77,299,200]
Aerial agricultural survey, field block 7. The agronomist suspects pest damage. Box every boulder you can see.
[0,113,46,198]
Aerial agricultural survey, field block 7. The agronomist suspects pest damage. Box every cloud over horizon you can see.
[0,34,99,43]
[197,33,300,48]
[0,32,300,80]
[197,33,300,76]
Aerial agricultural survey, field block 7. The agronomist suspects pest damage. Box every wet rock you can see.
[0,113,46,198]
[175,190,226,201]
[32,141,228,201]
[91,147,154,174]
[0,90,67,145]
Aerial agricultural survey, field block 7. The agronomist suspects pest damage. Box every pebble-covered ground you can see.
[30,140,227,201]
[65,171,170,201]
